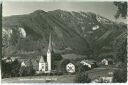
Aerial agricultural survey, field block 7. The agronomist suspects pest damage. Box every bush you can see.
[76,63,91,73]
[113,62,127,83]
[75,73,91,83]
[19,64,35,76]
[19,66,28,76]
[57,59,71,73]
[75,63,91,83]
[113,69,127,83]
[11,59,21,77]
[1,59,21,78]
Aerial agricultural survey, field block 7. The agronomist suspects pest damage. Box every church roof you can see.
[39,56,45,63]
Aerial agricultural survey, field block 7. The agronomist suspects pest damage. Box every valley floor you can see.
[1,65,119,83]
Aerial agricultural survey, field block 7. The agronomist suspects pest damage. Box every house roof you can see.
[102,58,113,61]
[80,59,96,65]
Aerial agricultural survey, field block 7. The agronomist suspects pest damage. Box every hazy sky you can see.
[3,1,127,23]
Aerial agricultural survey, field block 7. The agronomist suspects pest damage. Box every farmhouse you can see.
[101,58,113,65]
[3,57,12,63]
[80,59,97,68]
[66,63,75,73]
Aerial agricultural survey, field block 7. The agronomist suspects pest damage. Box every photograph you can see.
[1,1,127,83]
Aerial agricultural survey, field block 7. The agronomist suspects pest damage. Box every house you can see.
[91,76,113,83]
[66,63,75,73]
[21,61,27,67]
[80,59,97,68]
[20,59,33,67]
[101,76,113,83]
[101,58,113,65]
[56,58,79,74]
[3,57,12,63]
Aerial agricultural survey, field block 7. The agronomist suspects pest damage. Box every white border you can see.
[2,0,128,2]
[1,0,128,85]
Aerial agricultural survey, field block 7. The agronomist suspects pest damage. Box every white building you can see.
[39,56,46,72]
[101,58,113,66]
[101,59,108,65]
[80,60,96,68]
[21,61,27,67]
[47,33,54,73]
[66,63,75,73]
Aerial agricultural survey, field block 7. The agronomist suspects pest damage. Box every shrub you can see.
[1,59,21,78]
[75,73,91,83]
[113,69,127,82]
[19,66,28,76]
[11,59,21,77]
[76,63,91,73]
[19,62,35,76]
[75,63,91,83]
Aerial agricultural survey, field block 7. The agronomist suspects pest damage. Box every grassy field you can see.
[2,75,76,83]
[2,65,118,83]
[86,65,118,80]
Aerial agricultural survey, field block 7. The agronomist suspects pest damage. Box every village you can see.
[1,33,122,83]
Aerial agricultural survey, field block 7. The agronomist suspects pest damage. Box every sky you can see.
[3,1,127,23]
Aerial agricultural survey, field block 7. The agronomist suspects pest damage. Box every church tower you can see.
[47,33,53,73]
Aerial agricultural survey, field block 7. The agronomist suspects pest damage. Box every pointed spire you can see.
[48,32,53,52]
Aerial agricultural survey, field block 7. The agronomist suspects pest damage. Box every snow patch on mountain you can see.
[19,27,26,38]
[92,25,99,30]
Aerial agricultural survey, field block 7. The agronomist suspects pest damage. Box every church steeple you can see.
[47,32,53,72]
[48,33,53,52]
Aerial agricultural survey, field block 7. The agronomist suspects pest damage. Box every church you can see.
[20,33,76,74]
[38,33,54,73]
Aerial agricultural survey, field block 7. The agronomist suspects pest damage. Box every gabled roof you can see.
[102,58,113,61]
[39,56,45,63]
[80,59,96,65]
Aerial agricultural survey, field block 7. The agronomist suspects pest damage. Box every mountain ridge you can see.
[2,9,127,56]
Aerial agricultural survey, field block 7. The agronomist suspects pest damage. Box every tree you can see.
[19,66,28,76]
[112,31,127,63]
[113,69,127,83]
[51,53,63,70]
[11,59,21,77]
[75,63,91,83]
[76,63,91,73]
[53,53,63,61]
[58,59,70,73]
[26,60,35,76]
[75,73,91,83]
[113,2,127,19]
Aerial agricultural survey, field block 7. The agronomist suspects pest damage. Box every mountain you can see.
[2,9,127,56]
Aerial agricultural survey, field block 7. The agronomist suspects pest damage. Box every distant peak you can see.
[32,10,47,14]
[53,9,68,13]
[54,9,63,11]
